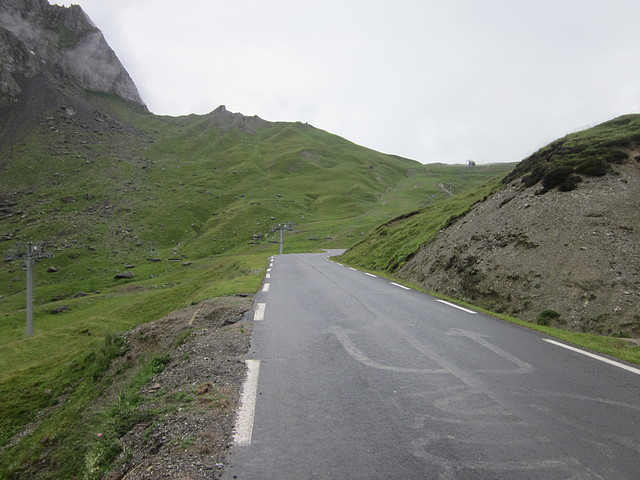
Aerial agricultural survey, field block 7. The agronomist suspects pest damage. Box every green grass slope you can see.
[336,168,510,272]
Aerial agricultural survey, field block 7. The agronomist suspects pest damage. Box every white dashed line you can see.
[262,283,270,292]
[437,299,477,314]
[543,339,640,376]
[233,359,261,446]
[391,282,410,290]
[365,273,377,277]
[253,303,266,321]
[266,273,271,279]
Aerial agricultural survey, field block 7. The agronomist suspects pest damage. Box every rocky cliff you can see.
[0,0,144,106]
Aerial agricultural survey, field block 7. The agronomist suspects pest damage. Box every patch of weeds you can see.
[537,309,561,326]
[193,382,231,410]
[172,435,195,449]
[150,354,171,374]
[167,390,194,405]
[174,329,193,347]
[84,433,121,479]
[582,314,609,334]
[86,334,128,382]
[611,331,631,339]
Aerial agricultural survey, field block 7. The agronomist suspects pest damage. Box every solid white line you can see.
[365,273,377,277]
[543,339,640,376]
[437,299,477,314]
[233,359,261,446]
[262,283,270,292]
[253,303,266,321]
[391,282,410,290]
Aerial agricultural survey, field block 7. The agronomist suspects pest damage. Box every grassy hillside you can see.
[0,91,513,478]
[336,168,510,272]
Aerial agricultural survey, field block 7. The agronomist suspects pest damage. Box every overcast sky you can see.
[53,0,640,164]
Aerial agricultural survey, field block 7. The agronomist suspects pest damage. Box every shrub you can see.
[150,354,171,374]
[576,157,607,177]
[521,166,546,188]
[558,174,582,192]
[537,309,561,326]
[603,149,628,164]
[541,166,573,193]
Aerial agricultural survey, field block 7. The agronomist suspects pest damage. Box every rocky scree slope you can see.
[398,116,640,337]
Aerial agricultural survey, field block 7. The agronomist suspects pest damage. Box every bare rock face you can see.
[0,0,144,106]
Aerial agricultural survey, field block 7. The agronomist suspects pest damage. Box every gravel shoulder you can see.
[106,296,254,480]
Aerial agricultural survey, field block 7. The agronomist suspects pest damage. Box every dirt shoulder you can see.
[106,295,254,480]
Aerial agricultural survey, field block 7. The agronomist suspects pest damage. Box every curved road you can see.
[223,251,640,479]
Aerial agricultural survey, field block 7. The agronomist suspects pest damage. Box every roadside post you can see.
[276,223,292,255]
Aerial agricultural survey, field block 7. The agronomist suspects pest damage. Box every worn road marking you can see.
[253,303,266,321]
[437,299,477,314]
[233,359,261,446]
[266,273,271,279]
[543,339,640,376]
[391,282,410,290]
[329,326,446,374]
[365,273,377,277]
[447,328,533,373]
[349,267,357,271]
[262,283,270,292]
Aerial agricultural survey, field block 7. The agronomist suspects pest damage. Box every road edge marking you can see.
[391,282,410,290]
[233,359,261,446]
[437,299,477,314]
[253,303,266,321]
[543,339,640,376]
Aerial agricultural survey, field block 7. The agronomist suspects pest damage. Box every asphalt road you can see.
[223,251,640,479]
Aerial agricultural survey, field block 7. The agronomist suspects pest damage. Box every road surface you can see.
[223,251,640,479]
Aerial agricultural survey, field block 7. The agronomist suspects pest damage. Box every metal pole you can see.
[25,244,34,336]
[279,225,284,255]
